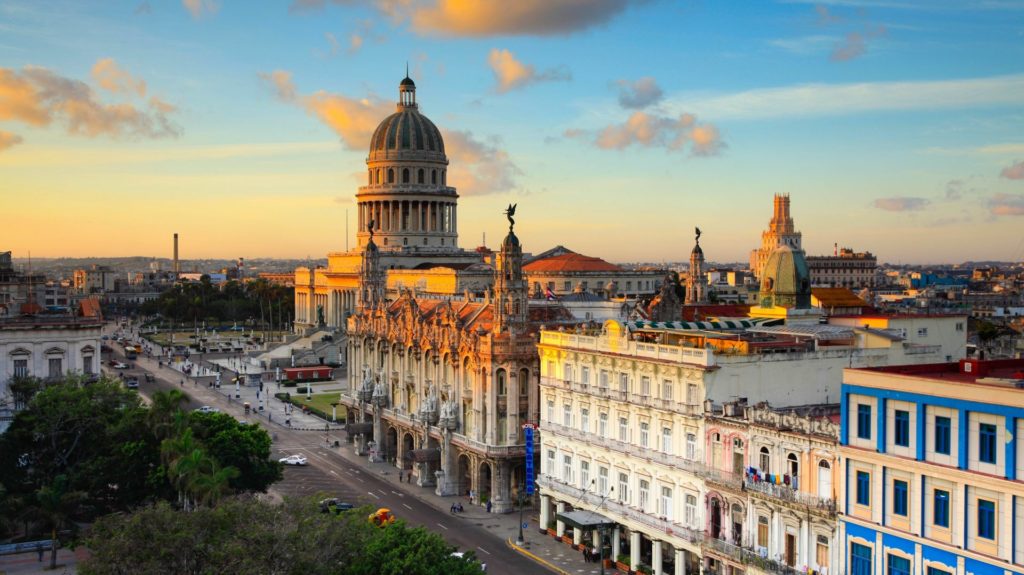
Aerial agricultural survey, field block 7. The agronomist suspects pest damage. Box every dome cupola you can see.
[758,244,811,309]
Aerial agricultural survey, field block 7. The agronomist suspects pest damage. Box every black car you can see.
[319,498,355,514]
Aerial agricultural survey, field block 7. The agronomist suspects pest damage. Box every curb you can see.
[506,537,571,575]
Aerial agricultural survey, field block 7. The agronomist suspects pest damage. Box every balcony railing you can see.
[537,476,703,544]
[743,478,836,516]
[540,377,703,419]
[542,422,708,478]
[539,332,714,367]
[703,537,803,575]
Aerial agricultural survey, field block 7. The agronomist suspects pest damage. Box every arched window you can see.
[403,238,408,246]
[368,170,372,185]
[441,170,446,186]
[520,368,529,396]
[387,168,395,183]
[417,168,425,184]
[759,446,770,472]
[402,168,410,183]
[787,453,799,477]
[423,237,428,245]
[383,238,388,246]
[431,169,437,185]
[376,169,382,184]
[496,369,507,396]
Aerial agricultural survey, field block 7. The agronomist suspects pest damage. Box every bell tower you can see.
[494,204,528,335]
[685,226,708,305]
[357,221,385,310]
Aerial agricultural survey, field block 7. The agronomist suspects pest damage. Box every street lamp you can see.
[515,490,526,546]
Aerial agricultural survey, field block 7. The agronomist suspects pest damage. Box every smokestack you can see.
[173,233,179,276]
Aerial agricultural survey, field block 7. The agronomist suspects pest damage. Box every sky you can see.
[2,0,1024,265]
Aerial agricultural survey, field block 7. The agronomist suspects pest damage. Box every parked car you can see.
[124,376,139,389]
[450,552,487,573]
[112,362,128,369]
[279,454,308,466]
[368,508,395,527]
[195,406,220,414]
[319,498,355,514]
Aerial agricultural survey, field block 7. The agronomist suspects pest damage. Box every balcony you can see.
[539,332,714,368]
[542,422,709,478]
[540,377,703,419]
[537,476,703,544]
[743,478,836,516]
[702,537,802,575]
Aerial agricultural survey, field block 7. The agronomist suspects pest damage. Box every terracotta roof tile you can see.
[523,252,622,273]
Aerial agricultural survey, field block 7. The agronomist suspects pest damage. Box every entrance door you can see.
[733,451,744,475]
[784,533,796,566]
[818,461,832,500]
[710,500,721,539]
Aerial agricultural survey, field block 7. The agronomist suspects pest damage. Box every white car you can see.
[450,552,486,572]
[112,362,128,369]
[195,406,220,414]
[279,454,308,466]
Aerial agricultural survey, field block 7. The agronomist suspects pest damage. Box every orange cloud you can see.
[831,25,885,62]
[873,197,930,212]
[1001,160,1024,180]
[443,129,520,195]
[411,0,634,37]
[589,111,724,156]
[183,0,218,19]
[614,76,662,109]
[988,193,1024,215]
[0,130,23,152]
[92,58,147,97]
[0,65,180,140]
[488,49,569,94]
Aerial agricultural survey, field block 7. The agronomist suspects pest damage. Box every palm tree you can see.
[34,475,85,569]
[191,461,240,508]
[148,389,189,440]
[161,429,201,510]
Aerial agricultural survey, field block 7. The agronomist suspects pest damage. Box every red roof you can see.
[523,253,622,273]
[681,304,751,321]
[861,359,1024,384]
[78,297,102,319]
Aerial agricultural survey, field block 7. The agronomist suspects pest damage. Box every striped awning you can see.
[626,317,783,331]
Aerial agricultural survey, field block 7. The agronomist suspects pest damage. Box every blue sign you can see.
[524,425,535,495]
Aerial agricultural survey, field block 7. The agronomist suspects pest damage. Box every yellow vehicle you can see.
[369,508,395,527]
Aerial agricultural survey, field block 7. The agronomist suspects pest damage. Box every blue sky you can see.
[2,0,1023,264]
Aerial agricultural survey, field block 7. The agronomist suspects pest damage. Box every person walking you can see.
[486,500,492,513]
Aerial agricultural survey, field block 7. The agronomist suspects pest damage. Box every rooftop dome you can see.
[759,244,811,309]
[368,76,446,162]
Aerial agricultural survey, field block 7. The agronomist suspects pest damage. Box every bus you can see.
[124,345,139,360]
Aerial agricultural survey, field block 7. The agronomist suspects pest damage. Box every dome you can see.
[501,230,520,250]
[759,244,811,309]
[368,77,446,161]
[691,243,704,258]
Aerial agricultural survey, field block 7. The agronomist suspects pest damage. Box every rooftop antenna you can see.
[405,61,409,78]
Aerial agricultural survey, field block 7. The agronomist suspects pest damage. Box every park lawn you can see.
[286,392,347,420]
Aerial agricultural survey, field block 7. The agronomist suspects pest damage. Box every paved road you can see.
[105,335,539,575]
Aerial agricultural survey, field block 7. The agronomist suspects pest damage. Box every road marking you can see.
[391,490,401,495]
[378,489,387,495]
[436,523,448,530]
[476,547,491,555]
[368,491,380,499]
[330,470,337,475]
[402,503,412,510]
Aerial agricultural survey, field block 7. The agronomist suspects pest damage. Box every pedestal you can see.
[355,434,369,456]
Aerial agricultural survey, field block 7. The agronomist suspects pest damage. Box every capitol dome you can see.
[758,244,811,309]
[368,76,446,163]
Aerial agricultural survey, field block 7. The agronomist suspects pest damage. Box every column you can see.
[630,531,641,571]
[412,201,419,232]
[799,518,809,568]
[540,494,551,533]
[652,540,663,575]
[675,548,686,575]
[592,530,600,550]
[1006,415,1017,481]
[612,527,621,561]
[452,203,457,234]
[556,501,566,537]
[573,526,582,546]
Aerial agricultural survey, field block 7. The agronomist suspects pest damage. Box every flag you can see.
[544,287,557,301]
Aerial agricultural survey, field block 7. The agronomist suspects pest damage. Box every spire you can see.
[358,218,385,310]
[494,205,527,335]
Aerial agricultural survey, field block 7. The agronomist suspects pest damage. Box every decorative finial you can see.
[405,61,409,79]
[695,226,701,244]
[505,203,517,231]
[368,217,376,241]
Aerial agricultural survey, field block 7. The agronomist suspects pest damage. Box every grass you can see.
[279,392,347,421]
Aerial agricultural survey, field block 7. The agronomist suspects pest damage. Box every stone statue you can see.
[368,218,376,241]
[421,383,438,418]
[505,203,517,231]
[316,304,325,326]
[695,226,702,243]
[360,365,374,395]
[372,370,388,406]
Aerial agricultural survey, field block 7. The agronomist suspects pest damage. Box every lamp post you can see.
[516,490,525,546]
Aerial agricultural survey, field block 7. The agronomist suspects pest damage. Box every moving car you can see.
[368,508,395,527]
[279,454,308,466]
[144,373,155,383]
[319,498,355,514]
[450,552,487,573]
[124,376,139,389]
[111,361,128,369]
[195,406,220,414]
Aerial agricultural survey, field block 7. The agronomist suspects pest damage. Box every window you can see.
[598,466,608,494]
[580,409,589,433]
[546,450,555,475]
[685,494,697,526]
[659,486,672,518]
[387,168,394,183]
[48,357,62,379]
[787,453,799,477]
[979,423,997,464]
[816,534,829,569]
[618,473,629,503]
[618,417,628,441]
[546,400,554,423]
[563,363,572,382]
[599,370,609,389]
[563,404,571,427]
[934,416,951,455]
[13,358,28,378]
[598,412,608,437]
[955,322,964,332]
[857,404,872,440]
[581,366,590,387]
[894,410,910,447]
[851,543,872,575]
[927,568,952,575]
[917,327,928,337]
[563,455,574,483]
[662,427,672,453]
[564,281,571,291]
[687,383,697,405]
[662,380,673,400]
[580,461,590,488]
[759,446,771,472]
[977,499,995,540]
[619,373,629,392]
[638,480,650,511]
[82,355,93,374]
[686,434,697,460]
[856,471,871,506]
[893,479,908,516]
[639,422,649,448]
[933,489,949,528]
[431,169,437,185]
[640,376,651,396]
[757,516,769,547]
[497,370,507,396]
[887,554,910,575]
[417,168,424,184]
[402,168,409,183]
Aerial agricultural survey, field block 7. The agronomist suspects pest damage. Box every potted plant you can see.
[546,519,557,537]
[636,564,652,575]
[615,553,631,573]
[561,533,574,545]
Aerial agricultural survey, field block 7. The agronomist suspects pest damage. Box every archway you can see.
[401,432,415,470]
[426,435,441,479]
[457,454,471,497]
[818,460,832,500]
[710,498,722,539]
[386,426,398,465]
[478,461,492,504]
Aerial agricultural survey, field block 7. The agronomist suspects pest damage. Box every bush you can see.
[616,554,630,565]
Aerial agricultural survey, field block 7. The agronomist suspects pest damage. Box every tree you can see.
[188,411,281,492]
[33,474,86,569]
[148,389,189,440]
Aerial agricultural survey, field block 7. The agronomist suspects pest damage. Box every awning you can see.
[345,422,374,435]
[627,317,784,332]
[403,448,441,463]
[557,510,616,530]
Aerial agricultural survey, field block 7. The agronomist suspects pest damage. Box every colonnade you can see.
[358,200,457,235]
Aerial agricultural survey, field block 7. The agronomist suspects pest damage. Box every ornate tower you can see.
[357,223,385,310]
[494,204,528,335]
[685,227,708,304]
[356,75,459,252]
[750,194,803,279]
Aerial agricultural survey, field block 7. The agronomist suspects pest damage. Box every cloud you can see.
[585,111,724,156]
[945,179,964,200]
[442,130,521,195]
[0,130,23,152]
[873,197,930,211]
[0,65,180,139]
[259,69,393,149]
[487,49,570,94]
[1001,159,1024,180]
[614,77,663,109]
[324,32,341,57]
[830,32,867,60]
[768,34,837,55]
[815,4,843,24]
[665,74,1024,120]
[92,58,147,97]
[988,193,1024,215]
[409,0,636,36]
[182,0,218,19]
[135,2,152,15]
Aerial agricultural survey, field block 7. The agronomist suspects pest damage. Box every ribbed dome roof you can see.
[759,245,811,309]
[368,77,445,161]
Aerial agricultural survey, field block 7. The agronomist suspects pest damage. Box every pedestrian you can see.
[582,547,590,563]
[398,470,403,482]
[37,546,43,562]
[486,500,492,513]
[450,503,456,513]
[456,502,464,513]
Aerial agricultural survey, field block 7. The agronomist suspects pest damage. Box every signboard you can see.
[523,423,536,496]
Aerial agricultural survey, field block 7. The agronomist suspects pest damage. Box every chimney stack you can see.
[173,233,179,276]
